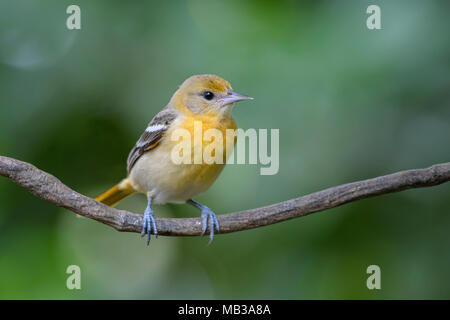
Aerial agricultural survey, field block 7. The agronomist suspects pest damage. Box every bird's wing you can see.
[126,107,178,173]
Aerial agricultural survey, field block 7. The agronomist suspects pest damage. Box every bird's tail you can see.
[95,178,136,207]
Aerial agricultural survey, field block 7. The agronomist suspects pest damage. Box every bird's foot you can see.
[141,203,157,245]
[187,199,220,244]
[200,207,220,245]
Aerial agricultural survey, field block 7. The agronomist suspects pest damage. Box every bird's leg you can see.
[141,195,157,245]
[187,199,220,244]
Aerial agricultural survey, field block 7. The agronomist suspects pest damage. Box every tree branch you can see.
[1,156,449,237]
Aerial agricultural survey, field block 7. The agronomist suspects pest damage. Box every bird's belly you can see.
[129,148,225,204]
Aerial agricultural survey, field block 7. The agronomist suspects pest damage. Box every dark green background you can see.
[1,0,449,299]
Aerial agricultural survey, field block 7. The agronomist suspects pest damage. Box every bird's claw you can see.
[141,206,157,245]
[201,208,220,245]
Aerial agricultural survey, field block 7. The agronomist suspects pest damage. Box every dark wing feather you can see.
[126,108,177,173]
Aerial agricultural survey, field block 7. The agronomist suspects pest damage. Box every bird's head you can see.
[171,74,253,115]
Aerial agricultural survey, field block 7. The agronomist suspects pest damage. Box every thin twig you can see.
[1,156,449,236]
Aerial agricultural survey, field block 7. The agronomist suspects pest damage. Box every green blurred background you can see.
[1,0,449,299]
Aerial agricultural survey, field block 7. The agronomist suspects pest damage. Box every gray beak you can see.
[219,89,253,106]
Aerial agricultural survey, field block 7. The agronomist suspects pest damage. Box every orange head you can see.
[170,74,252,115]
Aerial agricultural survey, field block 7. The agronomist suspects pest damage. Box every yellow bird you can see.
[95,74,253,244]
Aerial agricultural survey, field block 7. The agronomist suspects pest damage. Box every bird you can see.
[95,74,253,245]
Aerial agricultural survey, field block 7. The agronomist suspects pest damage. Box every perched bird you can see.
[95,74,253,244]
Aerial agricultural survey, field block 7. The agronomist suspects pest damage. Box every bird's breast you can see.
[174,114,237,163]
[129,114,237,203]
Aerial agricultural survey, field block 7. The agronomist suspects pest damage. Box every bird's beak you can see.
[219,89,253,106]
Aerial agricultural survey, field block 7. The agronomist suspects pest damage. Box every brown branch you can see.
[1,155,449,237]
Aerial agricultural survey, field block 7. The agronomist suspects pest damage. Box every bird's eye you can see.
[202,91,214,101]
